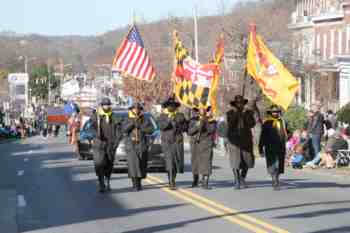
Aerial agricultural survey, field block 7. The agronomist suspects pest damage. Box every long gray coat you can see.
[226,107,256,169]
[123,113,153,178]
[158,112,187,174]
[188,117,216,175]
[91,113,123,179]
[259,118,287,175]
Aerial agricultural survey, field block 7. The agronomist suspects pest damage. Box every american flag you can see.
[112,25,156,82]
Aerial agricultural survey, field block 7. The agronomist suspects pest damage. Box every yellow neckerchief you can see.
[264,116,287,136]
[98,107,112,123]
[128,110,142,119]
[200,114,215,122]
[163,108,177,118]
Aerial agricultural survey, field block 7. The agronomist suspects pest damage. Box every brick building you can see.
[289,0,350,110]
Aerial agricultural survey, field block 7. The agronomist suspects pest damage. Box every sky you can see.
[0,0,236,36]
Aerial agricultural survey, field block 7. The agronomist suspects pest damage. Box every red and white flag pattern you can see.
[112,25,155,82]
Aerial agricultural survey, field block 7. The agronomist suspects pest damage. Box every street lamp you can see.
[18,56,37,74]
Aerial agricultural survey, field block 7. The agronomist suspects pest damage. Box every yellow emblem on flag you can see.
[173,32,223,115]
[246,24,299,110]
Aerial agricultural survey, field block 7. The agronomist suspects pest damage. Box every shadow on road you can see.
[306,226,350,233]
[11,140,186,233]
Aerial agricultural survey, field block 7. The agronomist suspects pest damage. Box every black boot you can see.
[202,175,211,190]
[106,177,111,191]
[136,178,142,191]
[240,169,248,189]
[98,176,106,193]
[167,172,171,186]
[233,169,241,190]
[274,174,281,191]
[131,178,137,190]
[191,174,199,188]
[170,173,177,190]
[272,174,280,190]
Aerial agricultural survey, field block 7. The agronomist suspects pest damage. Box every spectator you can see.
[325,110,337,130]
[307,103,324,164]
[319,131,348,169]
[288,144,305,169]
[287,130,301,152]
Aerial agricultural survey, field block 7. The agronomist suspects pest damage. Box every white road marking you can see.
[17,170,24,176]
[24,158,29,162]
[28,150,33,154]
[17,195,26,207]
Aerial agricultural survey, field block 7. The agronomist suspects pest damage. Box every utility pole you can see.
[47,60,51,105]
[193,4,199,63]
[24,56,28,74]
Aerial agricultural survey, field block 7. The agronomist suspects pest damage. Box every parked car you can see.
[114,111,165,172]
[77,119,95,160]
[77,110,165,171]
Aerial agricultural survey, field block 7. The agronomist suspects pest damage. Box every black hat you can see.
[100,97,112,106]
[162,97,181,109]
[267,105,281,114]
[230,95,248,106]
[129,102,144,110]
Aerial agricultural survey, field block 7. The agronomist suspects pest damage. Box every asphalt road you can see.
[2,135,350,233]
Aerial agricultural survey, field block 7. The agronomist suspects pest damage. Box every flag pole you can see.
[132,9,139,102]
[194,4,199,63]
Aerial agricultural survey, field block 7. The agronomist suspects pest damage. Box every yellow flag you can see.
[246,24,299,110]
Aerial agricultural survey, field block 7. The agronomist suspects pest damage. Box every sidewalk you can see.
[0,189,18,233]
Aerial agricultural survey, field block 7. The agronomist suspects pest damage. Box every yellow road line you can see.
[144,177,269,233]
[147,175,290,233]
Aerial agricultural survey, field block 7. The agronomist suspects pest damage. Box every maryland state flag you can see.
[247,24,299,110]
[173,32,222,114]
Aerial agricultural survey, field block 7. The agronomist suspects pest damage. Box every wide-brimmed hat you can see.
[267,105,282,114]
[100,97,112,106]
[129,102,144,110]
[162,97,181,109]
[230,95,248,106]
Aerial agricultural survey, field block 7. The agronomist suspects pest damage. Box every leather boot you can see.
[131,178,137,190]
[191,174,199,188]
[167,172,171,186]
[98,176,106,193]
[233,169,241,190]
[274,174,281,191]
[240,169,248,189]
[170,173,177,190]
[106,177,111,191]
[136,178,142,191]
[202,175,211,190]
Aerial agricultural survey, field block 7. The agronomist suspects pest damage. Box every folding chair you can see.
[335,149,350,167]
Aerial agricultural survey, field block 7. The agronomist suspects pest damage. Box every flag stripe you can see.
[116,42,132,69]
[123,43,138,71]
[128,46,143,75]
[112,25,156,81]
[120,42,135,70]
[133,50,146,77]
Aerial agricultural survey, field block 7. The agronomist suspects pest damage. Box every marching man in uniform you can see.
[188,106,217,189]
[259,105,288,191]
[226,95,256,190]
[91,98,123,193]
[123,103,153,191]
[158,97,187,190]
